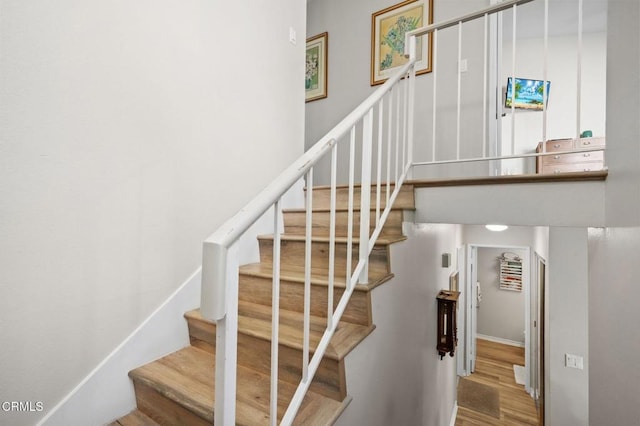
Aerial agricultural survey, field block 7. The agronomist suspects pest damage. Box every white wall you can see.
[0,1,306,424]
[414,180,606,227]
[547,227,589,426]
[500,32,607,174]
[604,0,640,226]
[587,2,640,424]
[336,223,460,426]
[533,226,549,260]
[476,247,526,344]
[588,227,640,425]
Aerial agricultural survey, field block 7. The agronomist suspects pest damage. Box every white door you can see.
[465,245,478,373]
[456,246,466,377]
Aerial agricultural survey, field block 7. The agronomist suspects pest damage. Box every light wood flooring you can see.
[455,339,539,425]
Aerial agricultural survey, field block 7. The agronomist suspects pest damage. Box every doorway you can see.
[458,243,545,424]
[465,244,531,385]
[532,254,546,425]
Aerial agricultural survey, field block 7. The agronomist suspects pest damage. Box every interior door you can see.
[465,245,478,373]
[537,257,546,425]
[456,246,467,377]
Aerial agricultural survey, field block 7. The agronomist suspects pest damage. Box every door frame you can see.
[464,244,532,393]
[532,252,546,424]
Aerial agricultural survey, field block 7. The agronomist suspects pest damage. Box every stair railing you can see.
[202,0,595,423]
[404,0,601,174]
[202,57,417,424]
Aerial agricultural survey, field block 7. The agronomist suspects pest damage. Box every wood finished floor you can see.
[455,339,539,426]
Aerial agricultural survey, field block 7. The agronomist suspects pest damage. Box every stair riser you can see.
[308,185,414,210]
[132,381,211,426]
[283,209,404,238]
[239,274,372,326]
[258,239,391,280]
[187,319,346,401]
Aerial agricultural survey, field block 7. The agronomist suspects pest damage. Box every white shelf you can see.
[499,256,522,292]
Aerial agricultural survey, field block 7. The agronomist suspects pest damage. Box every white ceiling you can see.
[307,0,608,38]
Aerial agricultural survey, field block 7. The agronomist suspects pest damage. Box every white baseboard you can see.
[477,333,525,348]
[38,268,202,426]
[449,402,458,426]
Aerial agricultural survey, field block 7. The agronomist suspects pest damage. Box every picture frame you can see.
[306,32,328,102]
[449,271,459,292]
[371,0,433,86]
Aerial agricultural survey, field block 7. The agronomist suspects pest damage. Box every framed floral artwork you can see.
[371,0,433,86]
[306,32,328,102]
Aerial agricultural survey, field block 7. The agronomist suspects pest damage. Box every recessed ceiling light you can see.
[486,224,508,232]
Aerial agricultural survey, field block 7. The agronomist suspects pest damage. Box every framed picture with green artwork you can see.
[371,0,433,86]
[306,32,328,102]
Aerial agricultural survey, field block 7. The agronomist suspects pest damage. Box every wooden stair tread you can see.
[186,301,374,361]
[257,233,407,245]
[239,262,392,290]
[128,346,216,423]
[282,206,415,213]
[406,171,607,187]
[109,409,160,426]
[126,181,412,424]
[305,183,414,190]
[129,346,346,425]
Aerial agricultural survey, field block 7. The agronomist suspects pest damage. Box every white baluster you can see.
[303,169,313,381]
[269,201,281,426]
[359,109,373,284]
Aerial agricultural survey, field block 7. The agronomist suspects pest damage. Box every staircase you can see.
[111,184,415,425]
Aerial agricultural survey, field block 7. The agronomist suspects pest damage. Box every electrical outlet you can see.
[565,353,584,370]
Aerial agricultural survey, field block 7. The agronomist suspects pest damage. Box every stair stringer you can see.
[332,221,461,426]
[38,268,201,426]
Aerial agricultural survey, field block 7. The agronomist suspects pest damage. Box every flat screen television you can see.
[505,77,551,110]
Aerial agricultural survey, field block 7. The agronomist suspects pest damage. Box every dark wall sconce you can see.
[437,290,460,360]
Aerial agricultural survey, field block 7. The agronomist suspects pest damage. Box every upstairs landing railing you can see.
[404,0,602,173]
[201,0,596,424]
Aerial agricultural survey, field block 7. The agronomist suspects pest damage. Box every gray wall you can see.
[0,1,306,424]
[335,223,461,426]
[306,0,492,185]
[476,247,527,344]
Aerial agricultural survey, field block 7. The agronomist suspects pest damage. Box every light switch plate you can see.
[459,59,468,73]
[565,353,584,370]
[289,27,297,45]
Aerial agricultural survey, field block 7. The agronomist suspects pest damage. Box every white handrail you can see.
[201,59,415,322]
[202,55,416,424]
[403,0,535,54]
[203,0,598,423]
